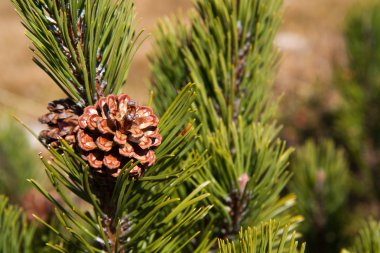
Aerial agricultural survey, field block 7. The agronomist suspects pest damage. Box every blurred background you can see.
[1,0,379,252]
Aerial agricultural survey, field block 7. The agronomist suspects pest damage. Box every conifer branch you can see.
[30,84,214,252]
[342,218,380,253]
[7,0,312,251]
[289,139,349,252]
[150,0,297,247]
[217,220,306,253]
[12,0,140,105]
[0,195,36,253]
[151,0,281,125]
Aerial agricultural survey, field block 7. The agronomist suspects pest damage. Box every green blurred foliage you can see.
[0,114,37,202]
[334,1,380,199]
[0,194,35,253]
[280,2,380,202]
[290,139,350,253]
[283,3,380,252]
[342,218,380,253]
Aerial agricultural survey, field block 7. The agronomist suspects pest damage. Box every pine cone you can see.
[39,98,82,148]
[77,94,162,178]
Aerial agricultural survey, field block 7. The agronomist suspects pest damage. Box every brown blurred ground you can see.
[0,0,357,128]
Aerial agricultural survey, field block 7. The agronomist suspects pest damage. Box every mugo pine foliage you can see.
[2,0,379,252]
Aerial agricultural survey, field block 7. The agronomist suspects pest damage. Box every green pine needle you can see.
[0,195,36,253]
[217,220,306,253]
[28,84,213,252]
[343,218,380,253]
[150,0,294,245]
[12,0,141,105]
[289,139,350,231]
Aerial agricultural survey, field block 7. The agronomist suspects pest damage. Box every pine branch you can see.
[12,0,216,250]
[289,139,350,252]
[150,0,295,245]
[0,195,36,253]
[342,218,380,253]
[30,84,214,252]
[12,0,140,105]
[151,0,281,125]
[149,17,190,116]
[191,120,298,240]
[10,0,304,251]
[217,220,306,253]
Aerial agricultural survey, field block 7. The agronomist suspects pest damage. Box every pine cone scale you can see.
[119,144,134,157]
[38,98,82,148]
[88,114,101,130]
[128,128,144,139]
[138,136,152,149]
[77,94,162,177]
[87,152,103,168]
[103,154,120,169]
[78,129,97,151]
[114,131,127,145]
[98,119,115,134]
[152,137,162,147]
[96,136,113,151]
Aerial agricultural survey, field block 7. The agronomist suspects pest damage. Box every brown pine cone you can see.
[77,94,162,178]
[39,98,82,148]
